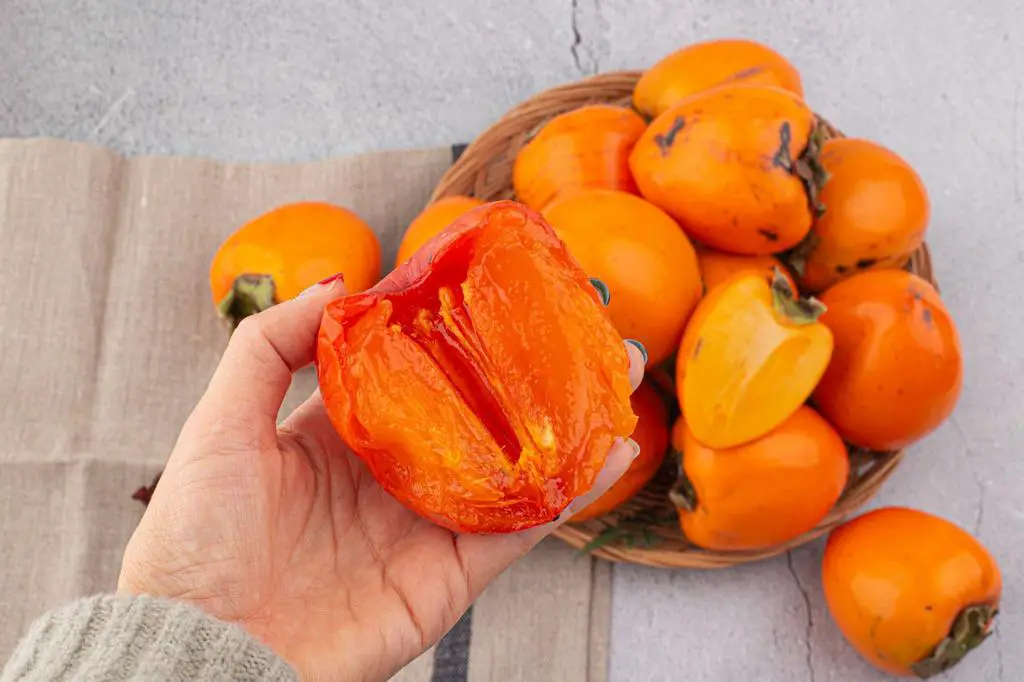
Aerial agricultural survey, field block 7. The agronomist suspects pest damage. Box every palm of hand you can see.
[121,400,481,682]
[117,282,641,682]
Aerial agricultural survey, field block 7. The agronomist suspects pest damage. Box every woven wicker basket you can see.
[430,71,935,569]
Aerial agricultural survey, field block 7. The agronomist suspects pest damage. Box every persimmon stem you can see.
[910,604,998,679]
[793,120,830,217]
[771,268,826,324]
[784,231,821,277]
[217,274,277,331]
[668,448,697,512]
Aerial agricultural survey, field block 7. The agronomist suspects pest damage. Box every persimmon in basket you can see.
[513,104,646,211]
[677,270,832,448]
[633,38,804,119]
[670,406,848,551]
[316,201,637,533]
[630,84,827,256]
[210,202,381,329]
[543,189,702,366]
[572,381,670,523]
[823,507,1002,678]
[696,248,797,293]
[813,270,962,451]
[789,138,930,293]
[395,195,484,267]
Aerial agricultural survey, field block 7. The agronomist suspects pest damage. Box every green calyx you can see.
[784,231,821,278]
[910,604,998,679]
[793,121,830,217]
[771,268,826,324]
[217,274,277,331]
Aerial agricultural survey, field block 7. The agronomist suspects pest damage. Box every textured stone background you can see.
[2,1,1020,680]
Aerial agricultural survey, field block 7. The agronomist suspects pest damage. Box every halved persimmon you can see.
[671,406,848,551]
[677,270,832,448]
[317,201,637,533]
[572,381,670,522]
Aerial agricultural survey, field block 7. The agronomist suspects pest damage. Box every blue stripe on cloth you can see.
[431,606,472,682]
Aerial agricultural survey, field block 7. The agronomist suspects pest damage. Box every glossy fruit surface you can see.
[633,38,804,118]
[813,270,962,451]
[572,381,670,522]
[823,507,1002,678]
[317,201,637,533]
[513,105,646,211]
[697,249,796,293]
[630,85,825,255]
[210,202,381,328]
[793,138,930,292]
[671,406,848,550]
[396,196,484,267]
[677,271,832,448]
[543,189,702,365]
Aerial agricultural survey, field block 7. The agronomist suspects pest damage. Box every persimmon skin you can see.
[630,85,819,256]
[317,201,637,534]
[813,270,962,451]
[633,39,804,119]
[796,138,930,293]
[543,189,702,366]
[823,507,1002,677]
[677,272,833,448]
[673,406,848,551]
[395,196,484,267]
[696,248,797,293]
[513,105,646,211]
[210,201,381,305]
[572,382,670,522]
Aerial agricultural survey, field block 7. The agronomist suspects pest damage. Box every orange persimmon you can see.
[317,201,637,534]
[791,138,930,292]
[513,105,646,211]
[630,84,826,255]
[543,189,702,366]
[670,406,848,551]
[210,202,381,328]
[677,270,832,448]
[633,38,804,119]
[395,195,484,267]
[813,270,962,451]
[823,507,1002,678]
[572,381,670,522]
[696,248,797,293]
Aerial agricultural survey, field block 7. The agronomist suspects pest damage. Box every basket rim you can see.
[430,70,935,569]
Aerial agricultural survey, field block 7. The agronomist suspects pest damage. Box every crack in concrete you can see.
[949,416,986,535]
[786,552,817,682]
[569,0,598,76]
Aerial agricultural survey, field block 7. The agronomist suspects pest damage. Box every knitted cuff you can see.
[1,594,296,681]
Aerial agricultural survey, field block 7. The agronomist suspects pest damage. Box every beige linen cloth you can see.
[0,138,611,682]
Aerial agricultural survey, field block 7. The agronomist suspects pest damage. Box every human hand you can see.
[118,276,645,682]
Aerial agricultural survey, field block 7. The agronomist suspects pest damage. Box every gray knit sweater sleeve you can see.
[1,595,297,681]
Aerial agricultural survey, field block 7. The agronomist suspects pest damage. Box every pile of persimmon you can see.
[206,36,1001,679]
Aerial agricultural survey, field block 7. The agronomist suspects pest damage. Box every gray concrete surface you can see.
[2,0,1020,680]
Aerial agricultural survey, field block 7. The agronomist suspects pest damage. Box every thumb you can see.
[195,274,348,426]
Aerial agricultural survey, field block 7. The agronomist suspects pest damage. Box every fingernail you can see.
[590,278,611,306]
[627,438,641,460]
[298,273,344,299]
[626,338,648,365]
